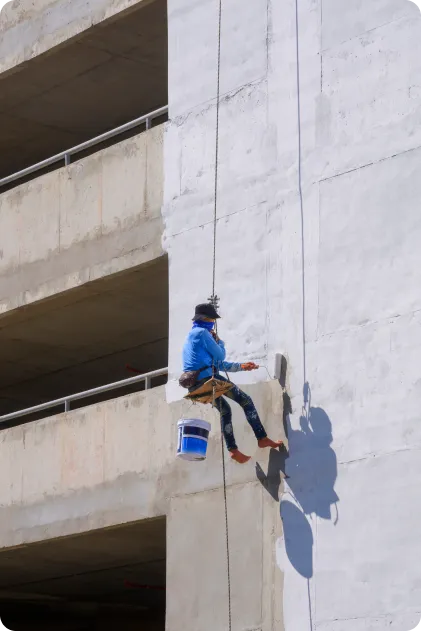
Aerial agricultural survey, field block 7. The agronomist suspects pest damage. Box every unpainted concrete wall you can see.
[167,481,283,631]
[0,125,164,316]
[163,0,421,629]
[0,0,154,75]
[0,380,285,631]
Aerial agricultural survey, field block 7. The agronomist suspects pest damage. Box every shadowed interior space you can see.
[0,0,168,182]
[0,256,168,425]
[0,518,166,631]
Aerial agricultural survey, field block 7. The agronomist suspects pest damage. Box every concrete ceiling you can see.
[0,0,167,180]
[0,256,168,416]
[0,518,166,630]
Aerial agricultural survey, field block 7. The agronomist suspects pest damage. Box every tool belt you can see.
[179,366,210,389]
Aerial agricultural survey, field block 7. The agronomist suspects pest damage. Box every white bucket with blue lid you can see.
[177,418,211,461]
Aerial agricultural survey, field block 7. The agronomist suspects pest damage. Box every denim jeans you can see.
[213,375,267,451]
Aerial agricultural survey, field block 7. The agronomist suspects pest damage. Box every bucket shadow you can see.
[281,500,313,579]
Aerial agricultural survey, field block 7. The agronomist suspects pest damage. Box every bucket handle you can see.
[180,399,196,421]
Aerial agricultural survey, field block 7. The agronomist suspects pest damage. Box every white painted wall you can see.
[163,0,421,629]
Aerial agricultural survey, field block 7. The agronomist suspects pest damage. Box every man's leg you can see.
[215,396,237,451]
[215,396,251,464]
[225,384,283,449]
[225,385,267,440]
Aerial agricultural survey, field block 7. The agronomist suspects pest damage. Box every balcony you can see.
[0,122,166,317]
[0,0,168,180]
[0,376,284,630]
[0,380,169,629]
[0,253,168,419]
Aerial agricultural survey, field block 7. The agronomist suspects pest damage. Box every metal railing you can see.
[0,367,168,425]
[0,105,168,189]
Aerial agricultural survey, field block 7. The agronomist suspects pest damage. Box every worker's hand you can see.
[241,362,259,371]
[211,330,220,343]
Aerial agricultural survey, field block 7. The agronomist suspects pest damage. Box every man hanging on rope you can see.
[182,303,283,464]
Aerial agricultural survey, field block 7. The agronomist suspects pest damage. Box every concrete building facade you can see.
[0,0,420,629]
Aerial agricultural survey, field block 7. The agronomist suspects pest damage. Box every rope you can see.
[220,417,232,631]
[211,0,223,300]
[210,3,231,628]
[212,379,232,631]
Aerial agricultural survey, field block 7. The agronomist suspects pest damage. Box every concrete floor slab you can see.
[0,380,285,547]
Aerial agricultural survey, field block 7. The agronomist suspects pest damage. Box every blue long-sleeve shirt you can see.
[182,327,242,381]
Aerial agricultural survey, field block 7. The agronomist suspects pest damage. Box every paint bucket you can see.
[177,419,211,461]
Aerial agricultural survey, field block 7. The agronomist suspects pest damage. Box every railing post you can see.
[145,376,151,390]
[64,154,71,166]
[64,400,70,412]
[146,117,151,131]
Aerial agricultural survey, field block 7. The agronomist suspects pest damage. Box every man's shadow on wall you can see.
[256,382,339,580]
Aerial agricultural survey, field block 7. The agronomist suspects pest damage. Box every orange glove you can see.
[241,362,259,371]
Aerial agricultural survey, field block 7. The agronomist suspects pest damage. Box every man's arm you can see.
[221,361,259,372]
[221,360,242,372]
[202,330,226,362]
[205,331,259,373]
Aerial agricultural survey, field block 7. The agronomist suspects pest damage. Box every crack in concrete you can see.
[168,478,263,500]
[318,307,421,340]
[317,138,421,186]
[320,14,411,54]
[164,200,270,240]
[338,445,421,467]
[170,77,267,126]
[318,611,415,622]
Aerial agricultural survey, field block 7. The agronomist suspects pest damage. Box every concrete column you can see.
[166,481,284,631]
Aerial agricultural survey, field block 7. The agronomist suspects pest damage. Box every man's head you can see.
[193,303,220,322]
